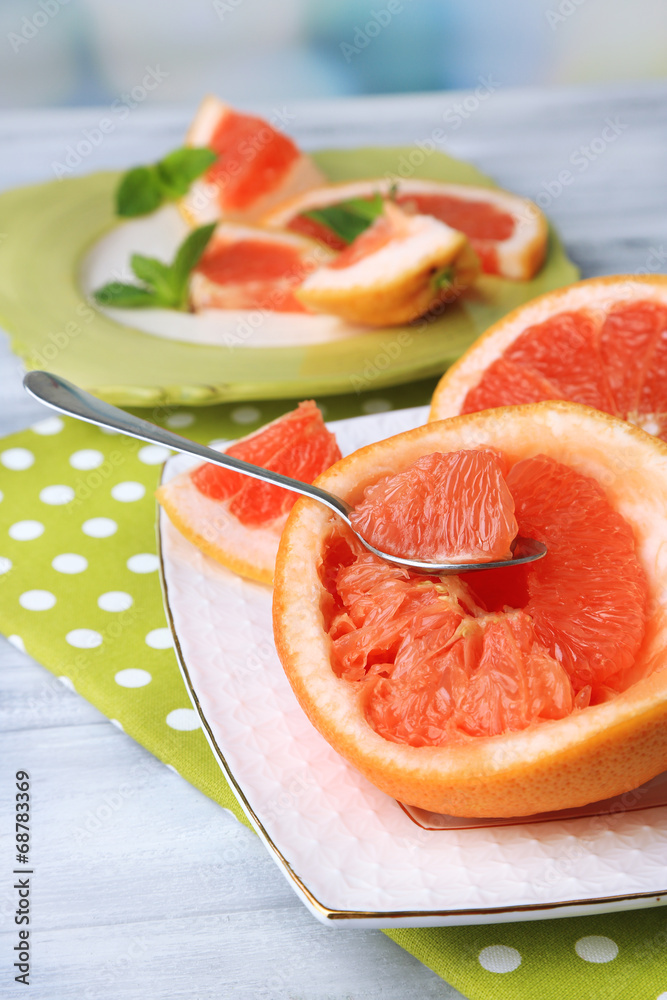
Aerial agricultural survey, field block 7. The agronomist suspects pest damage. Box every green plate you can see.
[0,147,578,407]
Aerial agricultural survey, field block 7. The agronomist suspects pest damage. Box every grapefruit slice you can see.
[296,202,480,326]
[189,224,333,313]
[156,401,341,584]
[181,95,326,226]
[349,449,518,563]
[263,178,547,280]
[429,275,667,440]
[273,402,667,817]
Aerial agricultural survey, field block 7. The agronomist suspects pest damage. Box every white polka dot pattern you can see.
[52,554,88,574]
[40,484,75,505]
[1,447,35,470]
[66,629,103,649]
[166,708,200,731]
[19,589,56,611]
[82,517,117,538]
[127,553,159,574]
[9,520,45,541]
[111,481,145,502]
[478,946,522,973]
[575,936,619,963]
[69,449,104,470]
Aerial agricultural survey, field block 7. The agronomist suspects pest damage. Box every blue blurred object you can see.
[1,0,666,109]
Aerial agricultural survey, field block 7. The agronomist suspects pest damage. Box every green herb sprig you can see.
[93,223,216,311]
[303,193,385,245]
[115,147,217,217]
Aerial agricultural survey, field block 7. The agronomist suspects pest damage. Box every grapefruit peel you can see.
[273,402,667,817]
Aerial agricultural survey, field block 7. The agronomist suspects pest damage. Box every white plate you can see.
[158,406,667,927]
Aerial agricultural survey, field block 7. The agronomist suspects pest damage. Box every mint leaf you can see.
[116,166,163,217]
[130,254,178,304]
[156,148,217,199]
[171,223,217,304]
[304,193,384,244]
[93,223,216,311]
[115,147,217,217]
[93,282,160,308]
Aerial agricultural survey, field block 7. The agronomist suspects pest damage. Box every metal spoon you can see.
[23,371,547,576]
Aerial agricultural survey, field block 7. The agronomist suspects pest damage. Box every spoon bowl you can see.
[23,371,547,575]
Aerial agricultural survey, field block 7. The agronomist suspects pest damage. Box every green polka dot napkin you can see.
[2,384,667,1000]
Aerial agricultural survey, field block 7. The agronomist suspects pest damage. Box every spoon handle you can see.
[23,371,352,522]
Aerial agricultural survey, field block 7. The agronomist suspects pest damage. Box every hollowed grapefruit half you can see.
[157,401,341,584]
[429,275,667,441]
[263,178,547,280]
[181,95,326,226]
[273,402,667,817]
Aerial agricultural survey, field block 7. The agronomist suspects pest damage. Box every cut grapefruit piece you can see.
[263,178,547,280]
[181,95,326,226]
[296,202,480,326]
[349,449,518,563]
[429,275,667,440]
[156,401,341,584]
[273,402,667,817]
[189,224,333,313]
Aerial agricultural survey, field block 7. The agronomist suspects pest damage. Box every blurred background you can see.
[2,0,667,109]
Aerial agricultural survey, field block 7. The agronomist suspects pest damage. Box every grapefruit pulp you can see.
[189,225,333,313]
[273,402,667,816]
[157,401,341,584]
[263,178,548,280]
[181,96,326,226]
[430,275,667,440]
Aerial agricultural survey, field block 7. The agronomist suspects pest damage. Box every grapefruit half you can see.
[429,275,667,440]
[273,402,667,817]
[157,401,341,584]
[263,178,547,280]
[181,95,326,226]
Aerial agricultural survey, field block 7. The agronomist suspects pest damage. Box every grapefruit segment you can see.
[273,402,667,816]
[349,449,518,563]
[264,178,548,280]
[430,276,667,442]
[189,224,332,313]
[181,96,326,225]
[157,401,341,584]
[296,202,480,327]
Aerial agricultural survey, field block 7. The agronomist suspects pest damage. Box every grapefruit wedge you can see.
[189,224,333,313]
[430,275,667,440]
[157,401,341,584]
[296,202,480,326]
[273,402,667,817]
[263,178,547,280]
[181,96,326,226]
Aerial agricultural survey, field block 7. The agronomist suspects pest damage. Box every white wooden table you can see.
[2,81,667,999]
